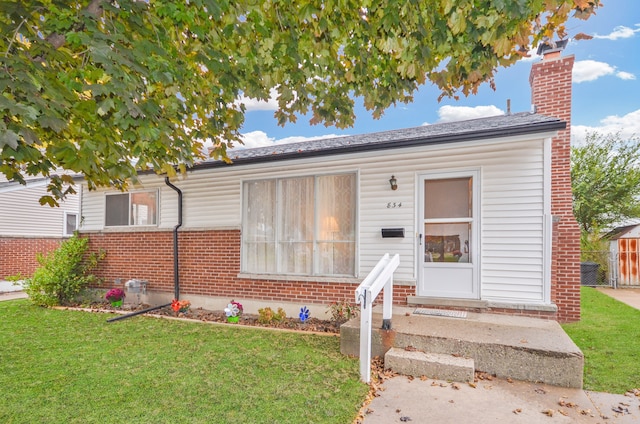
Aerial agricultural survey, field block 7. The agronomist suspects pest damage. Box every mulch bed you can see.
[78,302,343,334]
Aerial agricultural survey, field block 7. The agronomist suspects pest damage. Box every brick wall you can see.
[0,237,65,279]
[530,52,582,322]
[85,230,413,307]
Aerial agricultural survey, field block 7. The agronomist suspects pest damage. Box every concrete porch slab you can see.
[341,306,584,388]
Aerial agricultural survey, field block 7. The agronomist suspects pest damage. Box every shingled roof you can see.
[193,111,565,170]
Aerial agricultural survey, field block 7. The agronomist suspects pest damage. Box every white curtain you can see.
[317,174,356,275]
[243,180,276,273]
[243,174,356,276]
[278,177,313,274]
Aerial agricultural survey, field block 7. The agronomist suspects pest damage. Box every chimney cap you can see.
[536,39,568,56]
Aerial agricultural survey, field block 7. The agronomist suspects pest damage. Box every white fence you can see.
[355,253,399,383]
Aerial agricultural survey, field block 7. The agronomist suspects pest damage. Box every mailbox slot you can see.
[381,228,405,238]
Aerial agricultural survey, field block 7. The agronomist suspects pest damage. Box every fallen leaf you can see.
[558,399,577,408]
[474,371,494,381]
[468,382,477,388]
[452,383,460,390]
[520,339,528,344]
[580,409,593,416]
[612,404,630,414]
[420,375,428,381]
[507,378,513,383]
[399,417,412,422]
[513,408,522,414]
[395,409,401,413]
[535,387,547,395]
[558,410,568,416]
[542,409,554,416]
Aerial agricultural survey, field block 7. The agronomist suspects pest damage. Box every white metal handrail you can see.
[355,253,400,383]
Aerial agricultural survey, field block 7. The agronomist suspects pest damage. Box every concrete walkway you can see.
[363,375,640,423]
[362,290,640,424]
[597,287,640,310]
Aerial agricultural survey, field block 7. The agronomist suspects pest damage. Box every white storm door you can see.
[418,171,479,299]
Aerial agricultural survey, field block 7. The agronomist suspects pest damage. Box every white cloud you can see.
[572,109,640,144]
[436,105,504,123]
[572,60,636,83]
[572,60,615,83]
[236,89,280,112]
[593,25,640,40]
[616,71,636,80]
[238,131,341,149]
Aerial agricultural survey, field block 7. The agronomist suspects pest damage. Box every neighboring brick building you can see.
[79,47,581,322]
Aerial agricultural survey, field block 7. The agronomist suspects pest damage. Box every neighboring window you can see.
[105,191,157,227]
[242,174,356,276]
[64,212,78,236]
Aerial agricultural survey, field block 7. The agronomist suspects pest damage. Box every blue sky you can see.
[237,2,640,149]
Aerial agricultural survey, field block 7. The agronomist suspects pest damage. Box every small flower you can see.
[299,306,310,322]
[171,299,190,313]
[105,288,125,302]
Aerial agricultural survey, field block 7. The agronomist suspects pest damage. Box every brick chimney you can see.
[529,41,581,322]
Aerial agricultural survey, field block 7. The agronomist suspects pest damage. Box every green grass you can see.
[0,300,368,423]
[562,287,640,394]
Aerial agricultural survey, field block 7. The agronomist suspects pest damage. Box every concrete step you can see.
[385,347,475,382]
[340,307,584,388]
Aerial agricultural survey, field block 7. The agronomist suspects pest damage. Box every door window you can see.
[424,177,472,263]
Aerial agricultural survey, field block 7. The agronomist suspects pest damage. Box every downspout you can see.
[165,177,183,301]
[107,177,183,323]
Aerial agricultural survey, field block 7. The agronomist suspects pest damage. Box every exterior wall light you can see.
[389,175,398,190]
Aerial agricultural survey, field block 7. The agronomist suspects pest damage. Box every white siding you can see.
[80,134,548,301]
[0,182,79,237]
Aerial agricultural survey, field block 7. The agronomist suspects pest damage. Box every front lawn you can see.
[0,300,368,423]
[562,287,640,393]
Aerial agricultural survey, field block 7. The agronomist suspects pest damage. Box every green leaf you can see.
[0,129,20,149]
[38,115,67,132]
[97,98,115,116]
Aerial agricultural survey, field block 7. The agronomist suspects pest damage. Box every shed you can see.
[607,223,640,287]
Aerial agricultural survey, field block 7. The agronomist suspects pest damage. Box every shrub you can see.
[22,235,104,306]
[328,300,358,324]
[258,307,286,324]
